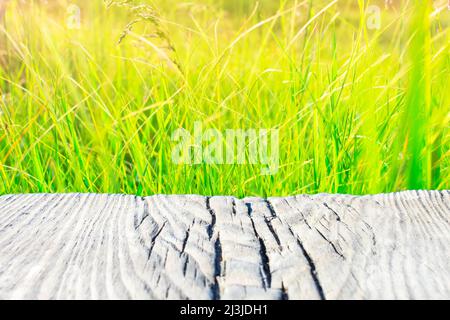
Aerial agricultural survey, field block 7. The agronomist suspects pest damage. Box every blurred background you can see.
[0,0,449,196]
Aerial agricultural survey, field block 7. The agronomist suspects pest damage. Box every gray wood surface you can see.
[0,191,448,300]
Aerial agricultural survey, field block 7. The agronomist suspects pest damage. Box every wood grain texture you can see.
[0,191,448,300]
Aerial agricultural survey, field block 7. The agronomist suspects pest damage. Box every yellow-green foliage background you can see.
[0,0,449,196]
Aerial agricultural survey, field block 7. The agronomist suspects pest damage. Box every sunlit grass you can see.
[0,0,449,197]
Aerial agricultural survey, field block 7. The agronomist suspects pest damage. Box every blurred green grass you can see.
[0,0,448,197]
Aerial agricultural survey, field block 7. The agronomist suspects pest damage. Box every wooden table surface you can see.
[0,191,448,300]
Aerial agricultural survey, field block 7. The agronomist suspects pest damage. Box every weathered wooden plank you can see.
[0,191,448,300]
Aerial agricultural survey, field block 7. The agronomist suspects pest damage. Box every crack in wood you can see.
[246,203,272,290]
[322,202,341,222]
[262,200,282,248]
[264,199,277,218]
[212,235,222,300]
[206,197,222,300]
[147,221,167,260]
[264,216,281,249]
[284,198,313,229]
[206,197,216,241]
[135,197,149,230]
[287,226,326,300]
[231,198,237,216]
[315,227,345,260]
[180,219,194,255]
[281,282,289,300]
